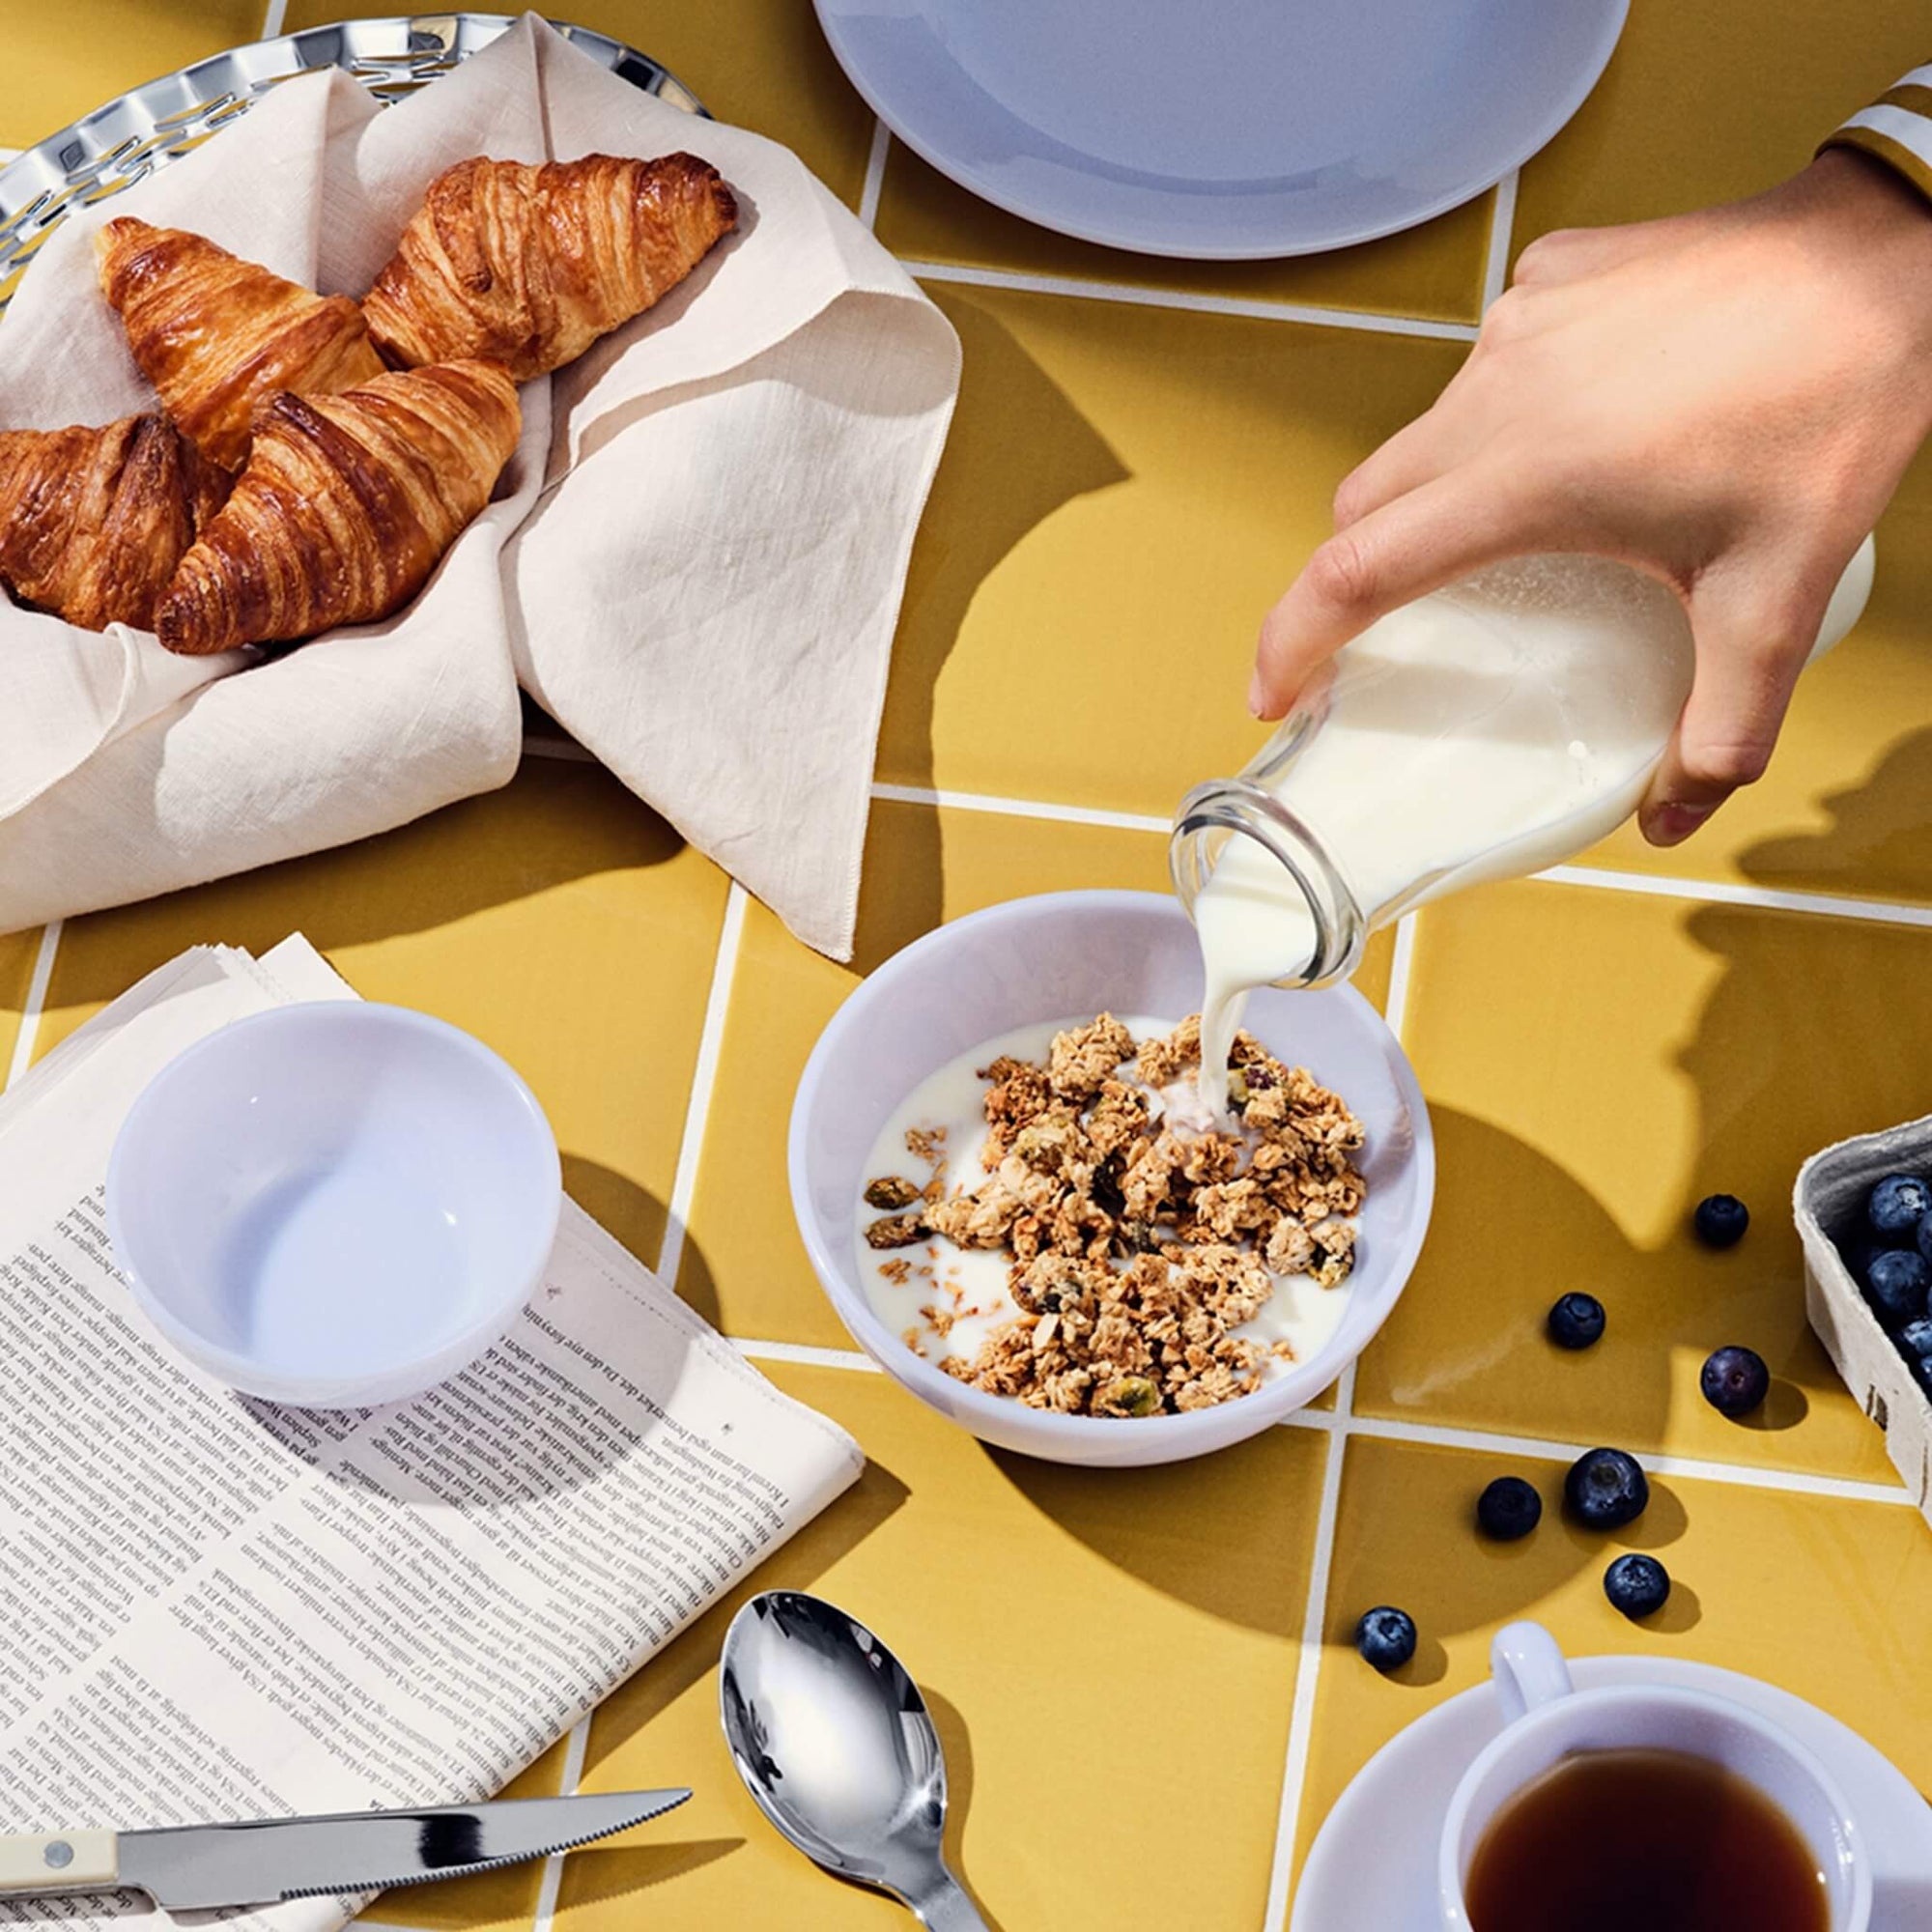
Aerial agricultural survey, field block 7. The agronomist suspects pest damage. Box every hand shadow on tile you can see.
[577,1456,912,1776]
[923,1689,1009,1932]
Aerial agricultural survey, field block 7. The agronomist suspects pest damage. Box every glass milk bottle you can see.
[1172,541,1876,1107]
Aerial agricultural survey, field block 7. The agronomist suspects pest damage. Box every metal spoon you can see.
[719,1591,988,1931]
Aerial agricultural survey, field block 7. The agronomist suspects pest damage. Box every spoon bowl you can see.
[720,1592,987,1930]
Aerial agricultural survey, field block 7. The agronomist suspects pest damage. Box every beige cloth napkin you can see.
[0,15,958,959]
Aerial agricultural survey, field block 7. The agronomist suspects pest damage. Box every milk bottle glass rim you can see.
[1436,1622,1871,1932]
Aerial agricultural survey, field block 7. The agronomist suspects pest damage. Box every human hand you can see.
[1253,149,1932,844]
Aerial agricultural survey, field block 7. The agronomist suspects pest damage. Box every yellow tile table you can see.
[5,5,1931,1928]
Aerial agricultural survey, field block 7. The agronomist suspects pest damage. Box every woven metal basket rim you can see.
[0,13,704,311]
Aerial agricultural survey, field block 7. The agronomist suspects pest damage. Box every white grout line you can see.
[1534,862,1932,931]
[259,0,289,37]
[655,884,749,1287]
[898,259,1482,343]
[720,1336,1914,1507]
[857,118,891,230]
[735,1337,887,1374]
[873,781,1932,932]
[526,1716,592,1932]
[522,733,600,764]
[870,780,1170,836]
[1264,1369,1352,1932]
[5,921,61,1091]
[1481,167,1520,310]
[1343,1410,1915,1508]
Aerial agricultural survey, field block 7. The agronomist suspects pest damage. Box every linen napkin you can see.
[0,14,959,959]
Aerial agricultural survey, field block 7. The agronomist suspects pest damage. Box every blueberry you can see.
[1476,1476,1543,1542]
[1918,1215,1932,1267]
[1564,1447,1650,1530]
[1692,1194,1749,1249]
[1699,1346,1770,1419]
[1896,1318,1932,1360]
[1547,1292,1606,1350]
[1868,1175,1932,1240]
[1864,1249,1931,1329]
[1354,1606,1417,1673]
[1605,1552,1672,1620]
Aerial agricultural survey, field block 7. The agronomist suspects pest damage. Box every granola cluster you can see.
[861,1013,1367,1418]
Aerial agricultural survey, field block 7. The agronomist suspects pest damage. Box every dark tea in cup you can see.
[1464,1746,1829,1932]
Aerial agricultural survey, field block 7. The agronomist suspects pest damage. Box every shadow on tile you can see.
[561,1154,682,1291]
[580,1456,913,1774]
[924,1688,1008,1932]
[983,1427,1312,1638]
[881,294,1131,800]
[1740,724,1932,907]
[554,1837,743,1906]
[43,762,691,1017]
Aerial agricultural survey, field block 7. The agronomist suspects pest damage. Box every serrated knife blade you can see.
[0,1791,691,1909]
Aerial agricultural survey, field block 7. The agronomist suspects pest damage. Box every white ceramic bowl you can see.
[107,1002,562,1407]
[789,891,1434,1466]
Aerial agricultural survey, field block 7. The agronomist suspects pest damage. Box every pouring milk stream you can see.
[1172,542,1877,1117]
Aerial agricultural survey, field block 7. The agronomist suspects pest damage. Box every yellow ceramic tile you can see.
[1294,1435,1932,1877]
[279,0,877,209]
[679,798,1397,1346]
[355,1740,569,1932]
[1355,876,1926,1484]
[880,283,1467,816]
[1572,453,1932,908]
[1512,7,1930,246]
[0,927,45,1084]
[877,145,1494,326]
[565,1361,1327,1932]
[0,0,262,152]
[42,754,729,1272]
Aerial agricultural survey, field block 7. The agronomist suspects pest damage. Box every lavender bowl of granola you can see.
[789,891,1434,1467]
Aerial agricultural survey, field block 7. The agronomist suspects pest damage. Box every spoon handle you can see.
[907,1867,989,1932]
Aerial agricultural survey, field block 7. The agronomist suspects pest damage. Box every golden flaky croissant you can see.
[0,413,229,632]
[96,217,385,471]
[156,358,521,656]
[363,153,737,381]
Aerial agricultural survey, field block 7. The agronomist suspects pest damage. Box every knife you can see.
[0,1790,691,1908]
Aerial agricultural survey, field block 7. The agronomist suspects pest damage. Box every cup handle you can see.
[1491,1622,1574,1725]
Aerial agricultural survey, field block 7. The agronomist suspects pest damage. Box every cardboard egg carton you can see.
[1796,1115,1932,1525]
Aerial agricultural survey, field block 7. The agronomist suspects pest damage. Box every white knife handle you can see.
[0,1832,119,1893]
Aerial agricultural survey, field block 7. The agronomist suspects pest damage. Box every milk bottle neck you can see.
[1170,776,1367,990]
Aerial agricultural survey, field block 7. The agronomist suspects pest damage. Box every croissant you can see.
[0,413,229,632]
[363,153,737,382]
[155,359,521,656]
[97,217,385,471]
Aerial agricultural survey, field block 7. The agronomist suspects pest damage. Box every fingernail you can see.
[1248,671,1269,718]
[1645,802,1714,847]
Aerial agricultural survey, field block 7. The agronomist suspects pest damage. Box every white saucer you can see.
[811,0,1628,260]
[1293,1656,1932,1930]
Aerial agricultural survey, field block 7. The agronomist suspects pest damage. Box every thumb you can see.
[1252,467,1543,720]
[1638,577,1820,846]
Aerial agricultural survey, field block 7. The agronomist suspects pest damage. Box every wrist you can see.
[1788,147,1932,368]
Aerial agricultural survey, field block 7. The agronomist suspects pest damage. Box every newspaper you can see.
[0,936,864,1930]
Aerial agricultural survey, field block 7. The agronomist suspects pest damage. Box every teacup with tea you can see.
[1438,1623,1870,1932]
